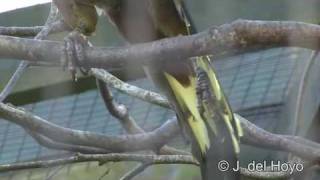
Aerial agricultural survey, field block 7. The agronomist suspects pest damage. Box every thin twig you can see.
[98,166,111,180]
[292,51,319,133]
[0,153,198,173]
[120,163,150,180]
[96,79,145,134]
[96,78,188,155]
[45,165,66,180]
[93,69,169,108]
[0,26,44,37]
[0,22,69,37]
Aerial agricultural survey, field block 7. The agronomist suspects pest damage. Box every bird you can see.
[53,0,242,179]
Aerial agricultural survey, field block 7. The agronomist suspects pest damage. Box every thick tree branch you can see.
[27,130,110,154]
[237,114,320,160]
[1,20,320,69]
[0,103,178,152]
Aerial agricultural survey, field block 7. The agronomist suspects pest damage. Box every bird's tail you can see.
[196,116,241,180]
[194,56,242,180]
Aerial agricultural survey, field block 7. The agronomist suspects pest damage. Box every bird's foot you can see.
[63,31,90,81]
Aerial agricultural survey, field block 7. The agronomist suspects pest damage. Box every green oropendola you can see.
[53,0,243,179]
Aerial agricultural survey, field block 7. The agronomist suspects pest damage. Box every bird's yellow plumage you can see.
[196,56,242,154]
[164,71,211,154]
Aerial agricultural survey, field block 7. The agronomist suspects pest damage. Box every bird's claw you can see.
[63,31,90,81]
